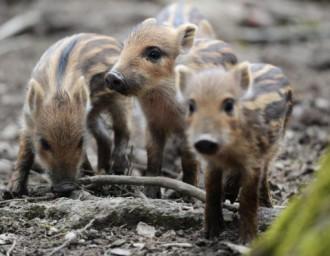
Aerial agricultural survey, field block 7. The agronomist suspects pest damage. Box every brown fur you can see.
[156,1,216,39]
[105,19,199,198]
[179,62,293,243]
[9,33,131,196]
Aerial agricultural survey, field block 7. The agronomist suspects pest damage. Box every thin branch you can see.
[0,194,55,206]
[79,175,206,202]
[6,239,16,256]
[0,11,42,41]
[47,218,95,256]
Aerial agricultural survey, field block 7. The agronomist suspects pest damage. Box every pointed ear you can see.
[232,62,252,92]
[175,65,193,96]
[141,18,157,26]
[71,76,90,109]
[197,19,216,38]
[177,23,197,50]
[27,79,44,115]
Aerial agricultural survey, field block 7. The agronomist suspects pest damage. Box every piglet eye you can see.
[188,99,197,115]
[222,98,235,114]
[40,138,51,151]
[145,47,162,62]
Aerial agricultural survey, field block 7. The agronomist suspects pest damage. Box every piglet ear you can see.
[141,18,157,26]
[197,19,216,39]
[175,65,193,97]
[71,76,90,110]
[27,79,44,115]
[177,23,197,50]
[233,61,252,92]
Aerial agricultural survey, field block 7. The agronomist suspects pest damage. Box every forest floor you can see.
[0,0,329,255]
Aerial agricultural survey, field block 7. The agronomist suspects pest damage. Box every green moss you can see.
[250,149,330,256]
[24,204,46,220]
[46,206,67,220]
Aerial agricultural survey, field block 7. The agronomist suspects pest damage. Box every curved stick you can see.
[79,175,206,202]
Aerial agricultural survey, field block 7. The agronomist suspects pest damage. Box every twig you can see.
[0,11,42,41]
[79,175,206,202]
[6,239,16,256]
[47,218,95,256]
[161,242,193,248]
[0,194,55,206]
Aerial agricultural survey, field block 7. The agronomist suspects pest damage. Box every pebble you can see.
[136,222,156,238]
[0,142,18,160]
[108,248,131,256]
[1,123,19,140]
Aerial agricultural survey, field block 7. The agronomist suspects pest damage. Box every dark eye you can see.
[78,137,84,148]
[40,138,51,151]
[222,98,235,114]
[144,47,163,62]
[188,99,196,115]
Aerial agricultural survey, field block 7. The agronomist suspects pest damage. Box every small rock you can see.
[110,239,126,248]
[0,233,16,245]
[136,222,156,238]
[1,123,19,140]
[108,248,131,256]
[133,243,145,249]
[315,98,330,111]
[221,241,250,254]
[64,231,77,241]
[47,226,59,236]
[0,142,18,160]
[160,230,176,239]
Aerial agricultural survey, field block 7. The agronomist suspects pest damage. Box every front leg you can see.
[205,164,224,239]
[259,162,273,208]
[144,128,166,198]
[8,132,34,196]
[239,168,260,244]
[108,97,131,175]
[80,153,94,177]
[180,135,199,187]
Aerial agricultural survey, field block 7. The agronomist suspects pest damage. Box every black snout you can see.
[194,140,219,155]
[52,182,76,196]
[104,70,127,93]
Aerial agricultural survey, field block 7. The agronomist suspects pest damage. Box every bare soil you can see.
[0,0,329,255]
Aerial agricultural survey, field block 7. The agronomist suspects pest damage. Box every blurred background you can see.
[0,0,329,205]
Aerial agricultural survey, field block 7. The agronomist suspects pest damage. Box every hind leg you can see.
[87,107,112,174]
[180,136,199,187]
[224,172,241,204]
[80,153,94,176]
[259,161,273,208]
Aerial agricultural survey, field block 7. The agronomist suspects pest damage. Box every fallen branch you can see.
[0,194,55,206]
[0,11,42,41]
[6,239,16,256]
[79,175,206,202]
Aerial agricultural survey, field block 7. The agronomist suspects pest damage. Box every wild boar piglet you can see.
[177,62,293,243]
[105,18,199,198]
[9,33,131,196]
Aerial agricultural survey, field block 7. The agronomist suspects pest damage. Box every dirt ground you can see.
[0,0,329,255]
